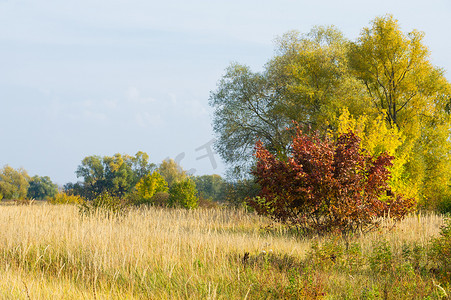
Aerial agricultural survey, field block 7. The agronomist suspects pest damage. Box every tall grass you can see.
[0,204,447,299]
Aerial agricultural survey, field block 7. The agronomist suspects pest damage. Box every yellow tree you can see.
[349,14,449,129]
[0,165,30,200]
[336,109,417,199]
[133,171,168,204]
[349,15,451,207]
[158,159,187,188]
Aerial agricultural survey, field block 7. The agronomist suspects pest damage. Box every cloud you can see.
[135,112,163,128]
[82,110,107,121]
[126,87,156,104]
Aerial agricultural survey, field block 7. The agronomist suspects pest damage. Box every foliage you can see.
[336,108,417,200]
[132,172,169,205]
[368,240,394,274]
[157,159,187,188]
[48,192,83,205]
[74,151,155,199]
[223,179,260,207]
[27,175,58,200]
[348,14,450,129]
[151,191,170,207]
[0,165,30,200]
[168,179,199,209]
[193,174,227,202]
[437,196,451,215]
[429,218,451,281]
[349,15,451,208]
[210,15,451,209]
[209,26,371,178]
[250,128,415,237]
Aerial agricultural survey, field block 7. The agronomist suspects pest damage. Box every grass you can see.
[0,203,448,299]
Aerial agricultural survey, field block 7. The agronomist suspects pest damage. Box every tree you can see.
[133,171,169,205]
[210,26,371,178]
[348,15,451,206]
[158,159,187,188]
[349,15,450,129]
[27,175,58,200]
[0,165,30,200]
[336,108,416,199]
[250,128,415,238]
[75,152,155,199]
[169,179,198,209]
[210,16,451,207]
[193,174,227,202]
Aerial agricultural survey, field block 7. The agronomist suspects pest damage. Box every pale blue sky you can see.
[1,0,450,184]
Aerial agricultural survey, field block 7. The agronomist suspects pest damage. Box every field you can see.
[0,203,449,299]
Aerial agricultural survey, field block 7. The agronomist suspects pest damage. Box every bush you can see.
[250,129,415,237]
[169,179,198,209]
[151,191,170,207]
[49,192,83,205]
[437,196,451,215]
[429,218,451,281]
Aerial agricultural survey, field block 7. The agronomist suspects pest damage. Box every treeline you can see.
[0,152,240,208]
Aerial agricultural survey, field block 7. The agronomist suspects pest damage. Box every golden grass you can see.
[0,204,446,299]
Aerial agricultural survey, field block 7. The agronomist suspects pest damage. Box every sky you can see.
[1,0,450,185]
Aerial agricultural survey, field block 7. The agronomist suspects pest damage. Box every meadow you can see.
[0,203,449,299]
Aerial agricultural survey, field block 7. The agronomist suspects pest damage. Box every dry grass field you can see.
[0,204,448,299]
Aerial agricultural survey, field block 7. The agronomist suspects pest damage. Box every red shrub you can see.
[250,129,415,236]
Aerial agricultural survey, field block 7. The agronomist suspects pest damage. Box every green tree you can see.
[210,15,451,207]
[158,159,187,188]
[193,174,227,202]
[75,152,155,198]
[27,175,58,200]
[169,179,198,209]
[0,165,30,200]
[133,171,169,205]
[210,26,371,177]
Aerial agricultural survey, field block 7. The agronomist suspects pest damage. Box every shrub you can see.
[369,240,394,274]
[151,191,170,207]
[250,129,415,237]
[437,196,451,215]
[169,179,198,209]
[429,218,451,281]
[49,192,83,205]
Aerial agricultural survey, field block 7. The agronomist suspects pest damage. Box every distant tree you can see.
[27,175,58,200]
[75,152,155,199]
[133,171,169,205]
[169,179,198,209]
[223,179,260,207]
[158,159,187,188]
[63,182,85,197]
[0,165,30,200]
[193,174,227,202]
